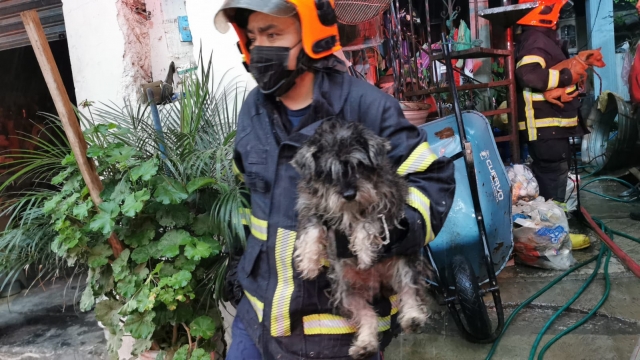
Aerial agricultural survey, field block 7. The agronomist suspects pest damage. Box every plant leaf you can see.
[90,202,120,234]
[131,243,157,264]
[190,348,209,360]
[156,204,193,227]
[189,316,217,339]
[106,326,123,358]
[122,189,151,217]
[191,213,214,236]
[154,178,188,205]
[86,145,104,158]
[110,178,131,204]
[88,244,113,268]
[131,158,159,182]
[173,345,189,360]
[186,177,217,193]
[174,256,197,272]
[199,236,222,256]
[184,241,212,261]
[94,299,122,329]
[72,200,93,220]
[123,220,155,247]
[165,270,191,289]
[43,194,63,214]
[116,275,138,298]
[124,311,156,339]
[106,145,138,164]
[111,249,131,281]
[80,286,95,312]
[131,338,153,356]
[158,230,193,258]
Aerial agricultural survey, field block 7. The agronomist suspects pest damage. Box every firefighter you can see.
[214,1,456,359]
[515,0,587,202]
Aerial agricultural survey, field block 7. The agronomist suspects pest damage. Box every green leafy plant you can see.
[0,53,248,360]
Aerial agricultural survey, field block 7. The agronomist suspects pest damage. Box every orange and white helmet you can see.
[517,0,571,28]
[214,0,342,64]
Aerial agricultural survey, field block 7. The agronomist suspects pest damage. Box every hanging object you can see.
[334,0,390,25]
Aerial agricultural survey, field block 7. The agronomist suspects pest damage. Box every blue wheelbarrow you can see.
[416,37,513,343]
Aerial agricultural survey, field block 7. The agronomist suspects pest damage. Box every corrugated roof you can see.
[0,0,65,52]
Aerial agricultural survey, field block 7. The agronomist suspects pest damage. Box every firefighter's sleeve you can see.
[377,100,456,256]
[515,48,573,92]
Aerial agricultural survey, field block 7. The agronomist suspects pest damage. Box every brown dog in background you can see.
[543,48,606,107]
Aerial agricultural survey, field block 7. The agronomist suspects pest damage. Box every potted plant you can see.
[0,57,247,359]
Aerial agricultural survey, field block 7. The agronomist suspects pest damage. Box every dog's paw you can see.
[349,337,379,360]
[294,253,322,280]
[398,309,428,334]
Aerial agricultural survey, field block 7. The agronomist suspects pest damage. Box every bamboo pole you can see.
[21,10,124,257]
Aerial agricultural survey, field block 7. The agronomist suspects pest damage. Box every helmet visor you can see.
[214,0,297,33]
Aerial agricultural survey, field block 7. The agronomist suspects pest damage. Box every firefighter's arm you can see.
[515,49,573,92]
[377,100,456,256]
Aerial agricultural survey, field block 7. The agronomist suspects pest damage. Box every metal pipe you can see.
[146,88,167,160]
[503,0,520,163]
[393,0,405,98]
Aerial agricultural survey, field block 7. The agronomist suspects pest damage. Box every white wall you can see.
[185,0,256,91]
[62,0,132,110]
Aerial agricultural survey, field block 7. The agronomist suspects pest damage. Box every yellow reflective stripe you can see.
[377,315,392,332]
[405,187,434,244]
[397,142,438,176]
[244,290,264,322]
[523,89,537,141]
[232,161,244,182]
[389,294,399,316]
[250,215,268,241]
[302,314,356,335]
[302,311,397,335]
[518,122,527,131]
[531,85,577,101]
[271,228,297,337]
[240,208,251,226]
[547,69,560,90]
[534,116,578,128]
[321,258,331,267]
[516,55,546,69]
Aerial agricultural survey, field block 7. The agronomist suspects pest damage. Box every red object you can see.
[581,207,640,279]
[629,45,640,104]
[517,0,569,28]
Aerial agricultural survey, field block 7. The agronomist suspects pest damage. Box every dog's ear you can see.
[366,136,391,167]
[291,145,316,175]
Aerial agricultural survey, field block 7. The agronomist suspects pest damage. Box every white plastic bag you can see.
[512,198,576,270]
[507,164,539,203]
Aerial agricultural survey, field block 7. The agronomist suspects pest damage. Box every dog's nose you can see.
[342,189,357,201]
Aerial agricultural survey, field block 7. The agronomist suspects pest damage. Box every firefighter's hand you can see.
[223,251,244,308]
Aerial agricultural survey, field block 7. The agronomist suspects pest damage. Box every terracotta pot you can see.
[400,101,431,127]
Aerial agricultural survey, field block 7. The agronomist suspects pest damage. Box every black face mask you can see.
[248,42,307,98]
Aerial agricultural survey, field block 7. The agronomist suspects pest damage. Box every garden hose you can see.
[486,214,640,359]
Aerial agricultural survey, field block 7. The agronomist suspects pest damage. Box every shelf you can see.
[494,135,515,143]
[430,47,511,61]
[478,2,539,29]
[404,79,512,97]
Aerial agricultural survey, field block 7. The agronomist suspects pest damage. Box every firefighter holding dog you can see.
[215,0,456,359]
[515,0,588,203]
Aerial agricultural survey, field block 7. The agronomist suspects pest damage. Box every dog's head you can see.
[580,48,606,68]
[291,120,391,210]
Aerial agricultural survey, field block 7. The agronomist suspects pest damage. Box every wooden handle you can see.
[21,10,125,258]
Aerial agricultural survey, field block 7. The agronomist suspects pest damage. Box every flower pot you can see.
[400,101,432,127]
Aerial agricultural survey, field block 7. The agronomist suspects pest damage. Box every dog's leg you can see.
[350,220,382,269]
[392,258,429,333]
[342,289,379,359]
[294,216,328,280]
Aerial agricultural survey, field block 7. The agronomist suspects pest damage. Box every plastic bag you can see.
[564,174,578,212]
[507,164,539,203]
[512,198,576,270]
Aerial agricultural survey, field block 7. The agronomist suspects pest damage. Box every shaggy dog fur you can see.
[291,120,430,359]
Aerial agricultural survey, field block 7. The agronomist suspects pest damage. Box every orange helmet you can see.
[214,0,342,65]
[517,0,570,28]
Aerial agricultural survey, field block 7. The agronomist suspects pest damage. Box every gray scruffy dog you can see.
[291,119,430,359]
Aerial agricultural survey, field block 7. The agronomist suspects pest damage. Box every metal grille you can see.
[334,0,390,25]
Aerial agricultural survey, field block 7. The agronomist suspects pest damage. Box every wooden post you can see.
[21,10,124,257]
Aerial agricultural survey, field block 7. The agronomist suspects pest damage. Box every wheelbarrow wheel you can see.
[452,255,492,341]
